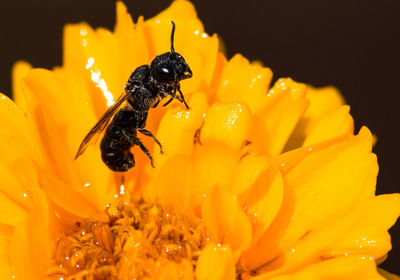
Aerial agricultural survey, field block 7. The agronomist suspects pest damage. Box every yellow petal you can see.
[24,68,94,148]
[281,127,377,245]
[239,181,295,271]
[276,135,346,176]
[0,233,13,279]
[244,161,284,244]
[378,268,400,280]
[207,52,228,100]
[284,86,344,150]
[201,186,252,252]
[216,54,273,112]
[303,105,354,146]
[154,91,208,168]
[153,155,192,211]
[145,0,219,92]
[191,141,240,206]
[158,260,194,280]
[63,23,109,116]
[201,102,252,150]
[231,154,269,200]
[323,194,400,259]
[0,163,33,213]
[0,95,45,213]
[255,255,384,280]
[196,243,236,280]
[11,189,56,280]
[250,78,309,156]
[279,117,372,176]
[241,127,377,272]
[63,22,125,115]
[24,69,115,210]
[0,193,27,227]
[304,86,345,121]
[12,61,32,112]
[246,130,378,276]
[114,2,151,76]
[39,172,108,222]
[0,93,38,168]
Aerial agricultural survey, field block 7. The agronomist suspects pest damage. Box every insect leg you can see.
[178,87,189,109]
[134,138,155,168]
[163,74,178,107]
[163,97,174,107]
[138,128,164,153]
[122,130,154,167]
[152,98,161,108]
[163,89,189,109]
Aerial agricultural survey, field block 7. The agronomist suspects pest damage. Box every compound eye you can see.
[155,64,175,82]
[161,67,170,74]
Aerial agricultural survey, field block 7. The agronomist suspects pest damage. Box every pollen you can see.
[47,201,207,279]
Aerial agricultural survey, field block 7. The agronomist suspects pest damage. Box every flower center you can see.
[47,201,207,279]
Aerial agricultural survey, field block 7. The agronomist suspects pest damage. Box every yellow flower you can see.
[1,1,399,279]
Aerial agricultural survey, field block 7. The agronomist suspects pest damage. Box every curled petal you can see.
[231,154,269,199]
[285,86,344,150]
[239,180,295,271]
[201,186,252,252]
[250,78,309,156]
[244,161,284,244]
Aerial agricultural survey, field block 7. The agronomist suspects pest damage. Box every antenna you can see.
[170,21,176,53]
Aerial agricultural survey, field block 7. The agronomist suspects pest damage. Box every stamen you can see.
[47,201,206,279]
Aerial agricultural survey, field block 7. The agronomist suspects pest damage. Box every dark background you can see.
[0,0,399,274]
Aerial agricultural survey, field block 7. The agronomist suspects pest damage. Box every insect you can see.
[74,21,192,172]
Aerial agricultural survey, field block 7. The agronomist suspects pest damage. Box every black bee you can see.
[74,21,192,172]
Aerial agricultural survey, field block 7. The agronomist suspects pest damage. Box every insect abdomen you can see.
[100,135,135,172]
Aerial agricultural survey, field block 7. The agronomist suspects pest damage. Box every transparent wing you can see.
[74,91,132,159]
